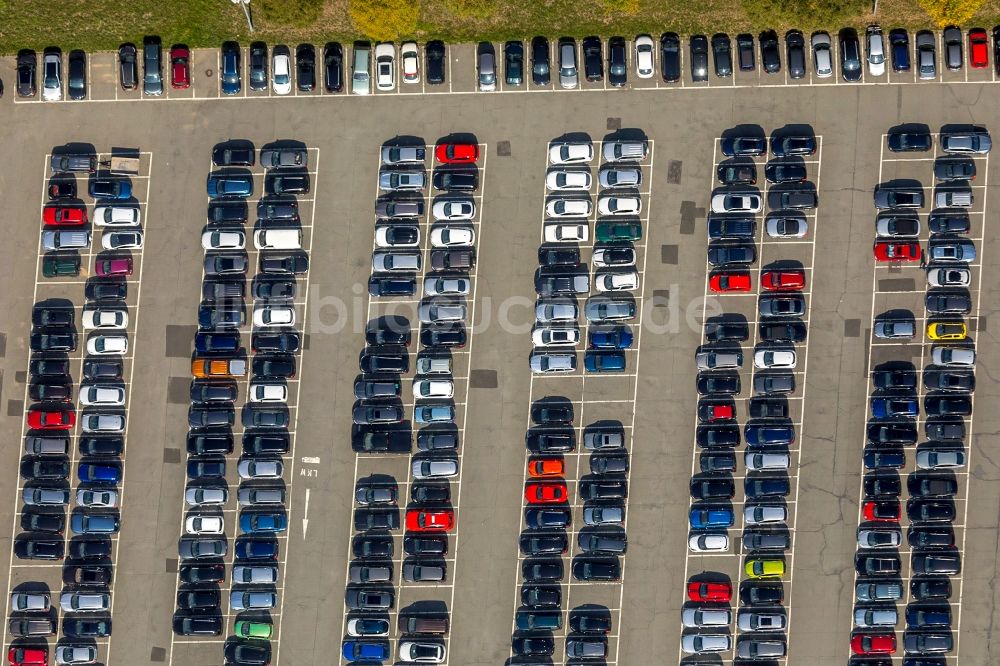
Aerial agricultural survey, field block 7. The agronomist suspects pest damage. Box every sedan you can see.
[711,192,762,213]
[524,482,568,504]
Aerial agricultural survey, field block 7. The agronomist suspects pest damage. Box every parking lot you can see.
[0,33,999,666]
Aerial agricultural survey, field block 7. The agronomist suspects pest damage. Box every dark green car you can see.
[42,253,80,278]
[595,222,642,242]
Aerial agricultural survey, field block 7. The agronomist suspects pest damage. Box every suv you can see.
[603,141,647,162]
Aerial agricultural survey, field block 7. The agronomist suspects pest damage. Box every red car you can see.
[96,257,133,277]
[969,28,989,69]
[527,457,564,478]
[43,205,87,226]
[8,647,47,666]
[524,482,568,504]
[698,402,734,422]
[851,633,895,655]
[709,272,751,293]
[436,143,479,164]
[27,408,75,430]
[406,508,454,532]
[874,241,921,262]
[761,269,805,291]
[863,500,900,522]
[171,45,191,89]
[687,581,731,602]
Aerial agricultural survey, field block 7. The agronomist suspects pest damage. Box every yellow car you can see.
[745,558,785,579]
[927,322,967,341]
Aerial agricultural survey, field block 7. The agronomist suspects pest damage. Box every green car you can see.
[595,221,642,242]
[42,253,81,278]
[235,620,273,639]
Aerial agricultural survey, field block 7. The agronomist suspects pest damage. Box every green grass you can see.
[2,0,1000,54]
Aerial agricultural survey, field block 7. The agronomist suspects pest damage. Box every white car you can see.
[374,42,395,90]
[744,504,787,525]
[927,267,970,287]
[754,348,797,369]
[77,488,118,508]
[79,385,126,407]
[635,35,655,78]
[866,27,886,76]
[592,246,635,267]
[272,49,292,95]
[399,642,445,663]
[531,326,580,347]
[201,230,246,250]
[401,42,420,83]
[413,379,454,399]
[82,307,128,330]
[545,170,592,191]
[711,192,762,213]
[185,515,225,535]
[248,382,288,403]
[430,225,475,247]
[595,271,639,292]
[546,198,592,218]
[548,142,594,165]
[597,195,641,216]
[253,305,295,327]
[543,223,588,243]
[87,335,128,356]
[81,413,125,434]
[689,533,729,552]
[94,206,141,227]
[432,199,476,221]
[237,459,284,479]
[101,230,143,250]
[931,346,975,366]
[42,52,62,101]
[347,617,390,637]
[424,276,470,296]
[812,32,833,78]
[374,224,420,248]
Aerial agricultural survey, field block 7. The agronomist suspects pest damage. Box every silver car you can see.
[931,346,975,366]
[237,487,285,506]
[60,591,110,613]
[412,458,459,479]
[55,645,97,665]
[682,608,731,627]
[418,303,467,324]
[424,276,470,297]
[744,504,787,525]
[874,320,914,339]
[854,606,897,628]
[583,505,624,525]
[558,40,578,89]
[185,486,228,506]
[681,633,731,654]
[535,300,578,323]
[599,167,642,188]
[233,565,279,584]
[812,32,833,78]
[916,30,936,80]
[529,352,576,373]
[81,413,125,433]
[737,610,787,632]
[381,145,425,165]
[378,170,425,192]
[696,350,742,370]
[10,592,50,612]
[237,459,284,479]
[22,486,70,506]
[230,589,277,611]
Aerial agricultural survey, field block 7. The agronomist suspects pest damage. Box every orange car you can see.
[527,457,564,478]
[191,357,246,379]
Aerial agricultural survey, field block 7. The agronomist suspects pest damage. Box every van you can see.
[398,616,448,635]
[352,42,371,95]
[935,188,973,208]
[602,141,648,162]
[42,230,90,251]
[24,435,69,455]
[254,228,302,250]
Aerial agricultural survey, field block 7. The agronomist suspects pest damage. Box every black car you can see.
[191,381,238,403]
[244,432,290,456]
[746,582,784,605]
[697,424,740,448]
[20,458,70,480]
[249,42,268,91]
[29,382,72,402]
[268,172,310,195]
[296,44,316,91]
[187,458,226,479]
[748,398,788,419]
[890,28,910,72]
[928,212,970,234]
[608,37,627,86]
[907,499,956,523]
[360,346,408,374]
[366,316,410,346]
[873,368,917,390]
[522,559,563,582]
[369,276,416,298]
[705,319,749,342]
[69,538,111,560]
[505,40,524,85]
[924,369,974,392]
[321,42,343,92]
[519,533,568,556]
[855,552,901,576]
[421,326,467,348]
[760,30,781,73]
[526,428,575,453]
[411,484,450,504]
[426,40,446,85]
[888,130,933,152]
[512,636,554,657]
[29,358,71,378]
[16,49,37,97]
[712,33,733,77]
[690,35,709,81]
[532,401,573,424]
[745,476,790,498]
[785,30,805,79]
[736,33,755,70]
[911,577,951,601]
[759,321,807,343]
[573,558,621,581]
[174,615,222,636]
[118,43,138,90]
[15,538,63,560]
[764,162,807,183]
[404,535,447,556]
[225,641,271,666]
[85,280,127,301]
[864,474,901,498]
[839,29,862,81]
[353,535,393,559]
[717,161,757,185]
[696,372,741,395]
[691,476,735,499]
[64,618,112,638]
[924,395,972,416]
[83,360,123,381]
[867,423,917,445]
[353,428,411,453]
[925,419,965,440]
[30,329,77,352]
[79,436,124,456]
[30,304,73,327]
[531,36,550,85]
[538,246,580,267]
[67,50,86,100]
[433,169,478,191]
[908,527,956,549]
[252,355,296,378]
[63,565,112,586]
[187,431,234,456]
[583,36,603,81]
[252,332,300,353]
[21,511,65,533]
[521,585,560,607]
[660,32,681,82]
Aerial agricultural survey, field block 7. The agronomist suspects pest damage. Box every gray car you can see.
[260,148,307,169]
[142,40,163,95]
[916,30,936,80]
[941,129,992,154]
[585,296,635,322]
[237,487,285,506]
[583,505,624,526]
[178,537,227,560]
[696,350,743,370]
[874,319,915,339]
[375,199,423,219]
[22,486,70,506]
[928,240,976,262]
[379,170,425,192]
[943,26,962,70]
[856,580,903,602]
[737,610,787,631]
[558,39,578,89]
[736,638,786,659]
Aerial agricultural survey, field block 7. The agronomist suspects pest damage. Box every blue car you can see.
[77,463,121,485]
[342,640,390,662]
[207,174,253,199]
[368,276,416,298]
[88,179,132,200]
[871,397,918,418]
[194,332,241,354]
[744,426,795,447]
[689,507,734,529]
[240,512,288,534]
[414,404,455,425]
[589,326,633,349]
[584,351,626,373]
[220,42,241,95]
[234,537,278,561]
[71,512,120,534]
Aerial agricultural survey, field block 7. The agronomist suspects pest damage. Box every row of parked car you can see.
[7,153,146,666]
[848,127,985,661]
[171,142,311,666]
[681,130,817,660]
[342,140,483,664]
